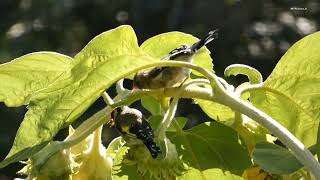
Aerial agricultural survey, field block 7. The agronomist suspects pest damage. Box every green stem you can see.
[180,79,210,88]
[65,84,320,178]
[112,87,216,107]
[102,92,114,105]
[156,98,179,139]
[45,61,319,178]
[224,64,263,84]
[63,107,112,149]
[214,91,320,178]
[116,79,126,95]
[238,84,320,173]
[90,126,103,154]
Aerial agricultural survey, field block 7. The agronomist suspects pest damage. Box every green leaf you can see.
[147,115,187,133]
[250,32,320,147]
[112,144,140,180]
[113,164,141,180]
[281,168,313,180]
[177,167,243,180]
[167,117,188,132]
[140,32,214,76]
[253,142,303,174]
[106,137,124,159]
[196,99,235,123]
[1,25,158,167]
[75,25,143,60]
[194,82,235,124]
[147,115,162,131]
[224,64,263,84]
[167,121,251,175]
[141,96,162,115]
[0,52,72,107]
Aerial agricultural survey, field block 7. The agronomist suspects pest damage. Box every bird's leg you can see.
[177,76,189,88]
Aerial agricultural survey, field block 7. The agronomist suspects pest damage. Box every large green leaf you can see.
[177,167,243,180]
[250,32,320,147]
[0,52,72,107]
[253,142,302,174]
[140,32,214,76]
[1,25,158,167]
[167,121,251,175]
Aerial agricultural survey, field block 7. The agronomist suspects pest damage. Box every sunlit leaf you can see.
[111,143,139,180]
[250,32,320,147]
[167,121,251,175]
[140,32,214,76]
[0,52,72,107]
[177,167,243,180]
[0,25,158,167]
[196,99,235,123]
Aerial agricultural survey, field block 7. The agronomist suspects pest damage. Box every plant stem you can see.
[64,85,320,178]
[90,126,103,154]
[116,79,126,95]
[180,79,210,88]
[58,60,320,178]
[102,92,114,105]
[215,91,320,178]
[63,107,112,149]
[156,98,179,139]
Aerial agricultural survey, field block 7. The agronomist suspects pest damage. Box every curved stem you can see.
[63,107,112,148]
[112,87,216,107]
[235,83,263,96]
[224,64,263,84]
[156,98,179,139]
[116,79,126,95]
[64,84,320,178]
[102,92,114,105]
[90,126,103,154]
[61,60,319,178]
[181,79,210,88]
[215,92,320,178]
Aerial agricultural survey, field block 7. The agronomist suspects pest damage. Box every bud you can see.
[72,126,113,180]
[18,148,76,180]
[72,144,113,180]
[126,138,184,179]
[69,126,93,155]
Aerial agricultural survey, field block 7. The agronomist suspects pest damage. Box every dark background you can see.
[0,0,319,179]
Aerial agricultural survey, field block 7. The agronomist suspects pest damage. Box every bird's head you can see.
[133,72,149,90]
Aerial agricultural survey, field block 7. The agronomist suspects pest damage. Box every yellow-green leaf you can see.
[1,25,157,167]
[0,52,72,107]
[250,32,320,147]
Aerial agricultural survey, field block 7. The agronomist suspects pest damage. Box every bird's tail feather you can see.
[144,140,161,158]
[191,29,219,51]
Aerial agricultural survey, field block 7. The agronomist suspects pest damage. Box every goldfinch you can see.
[111,106,161,158]
[133,30,218,89]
